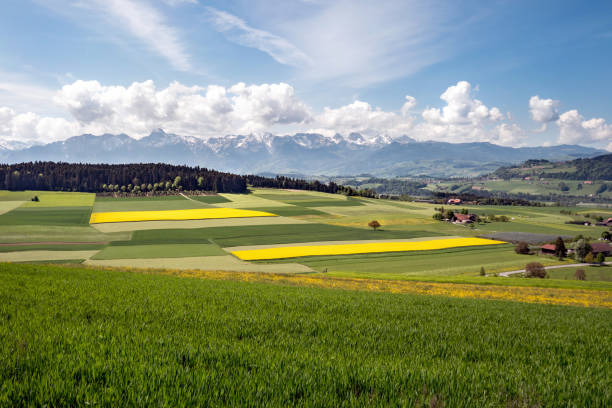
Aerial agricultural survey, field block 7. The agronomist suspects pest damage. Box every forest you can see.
[0,162,374,197]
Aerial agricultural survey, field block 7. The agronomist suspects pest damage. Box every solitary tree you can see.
[554,237,567,260]
[515,241,530,255]
[479,266,485,276]
[368,220,381,231]
[574,268,586,280]
[525,262,547,278]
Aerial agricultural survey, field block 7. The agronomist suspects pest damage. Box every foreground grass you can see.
[1,263,611,407]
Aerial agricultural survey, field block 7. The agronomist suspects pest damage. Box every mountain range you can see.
[0,130,606,178]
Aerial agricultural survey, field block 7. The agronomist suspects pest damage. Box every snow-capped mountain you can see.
[0,129,606,177]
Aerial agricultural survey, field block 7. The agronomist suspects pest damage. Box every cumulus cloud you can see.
[529,95,559,132]
[529,95,560,123]
[422,81,503,126]
[4,79,610,151]
[0,108,79,144]
[415,81,514,144]
[52,79,311,138]
[557,110,612,148]
[309,100,414,139]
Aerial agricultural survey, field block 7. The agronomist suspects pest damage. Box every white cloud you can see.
[400,96,417,116]
[309,100,414,139]
[557,109,612,147]
[3,79,610,151]
[492,123,526,146]
[415,81,515,144]
[0,108,79,144]
[529,96,559,132]
[206,7,312,68]
[52,79,310,138]
[421,81,503,126]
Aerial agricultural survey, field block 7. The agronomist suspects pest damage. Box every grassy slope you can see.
[1,264,610,406]
[129,224,438,247]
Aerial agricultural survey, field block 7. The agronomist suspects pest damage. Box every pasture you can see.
[1,263,610,406]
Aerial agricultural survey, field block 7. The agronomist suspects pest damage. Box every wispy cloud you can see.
[91,0,192,71]
[161,0,198,6]
[204,1,478,87]
[206,7,312,68]
[37,0,192,72]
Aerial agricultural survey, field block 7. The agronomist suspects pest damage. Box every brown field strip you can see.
[80,265,612,309]
[84,255,313,273]
[0,241,109,247]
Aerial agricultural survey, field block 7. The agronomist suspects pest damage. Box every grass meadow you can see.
[1,263,611,407]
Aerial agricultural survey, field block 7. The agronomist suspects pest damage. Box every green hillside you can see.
[494,154,612,181]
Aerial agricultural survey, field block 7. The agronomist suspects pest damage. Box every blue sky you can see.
[0,0,611,149]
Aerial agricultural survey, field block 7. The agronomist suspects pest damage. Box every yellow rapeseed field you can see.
[231,237,505,260]
[89,208,276,224]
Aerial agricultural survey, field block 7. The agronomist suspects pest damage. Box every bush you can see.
[584,252,594,264]
[525,262,547,278]
[479,266,485,276]
[596,252,605,264]
[515,242,530,255]
[574,269,586,280]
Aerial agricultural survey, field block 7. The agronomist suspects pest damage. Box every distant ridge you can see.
[494,153,612,180]
[0,130,605,178]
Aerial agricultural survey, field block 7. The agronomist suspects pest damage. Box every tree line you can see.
[0,162,377,197]
[245,174,377,198]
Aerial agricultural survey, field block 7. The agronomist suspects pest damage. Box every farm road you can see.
[499,262,612,277]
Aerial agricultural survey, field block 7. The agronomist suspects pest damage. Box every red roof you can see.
[454,213,475,221]
[591,242,611,253]
[541,244,556,251]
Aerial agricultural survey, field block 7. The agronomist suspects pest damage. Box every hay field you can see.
[91,243,226,260]
[0,250,99,262]
[85,255,313,273]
